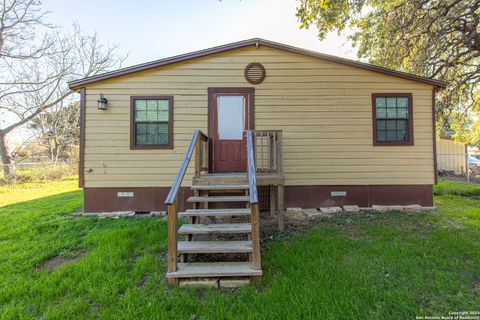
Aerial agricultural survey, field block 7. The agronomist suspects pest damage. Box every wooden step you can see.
[193,173,248,186]
[191,184,249,191]
[187,195,250,203]
[177,241,252,254]
[178,223,251,235]
[166,262,262,278]
[179,208,251,218]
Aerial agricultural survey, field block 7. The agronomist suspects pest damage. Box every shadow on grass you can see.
[0,190,87,269]
[0,187,169,319]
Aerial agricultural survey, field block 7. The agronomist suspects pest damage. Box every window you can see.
[372,93,413,146]
[217,95,245,140]
[130,96,173,149]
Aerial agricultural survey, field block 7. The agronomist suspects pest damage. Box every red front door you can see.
[210,90,252,172]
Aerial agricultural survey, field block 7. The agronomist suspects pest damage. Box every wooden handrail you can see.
[165,129,208,285]
[246,130,261,275]
[246,130,258,204]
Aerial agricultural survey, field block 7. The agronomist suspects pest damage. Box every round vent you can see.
[244,63,266,84]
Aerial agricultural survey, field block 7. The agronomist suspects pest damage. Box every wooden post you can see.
[272,132,277,173]
[167,202,178,286]
[250,203,262,284]
[260,132,264,172]
[204,139,209,173]
[277,185,284,232]
[194,135,200,178]
[269,133,273,172]
[277,131,283,175]
[203,189,209,210]
[269,185,276,217]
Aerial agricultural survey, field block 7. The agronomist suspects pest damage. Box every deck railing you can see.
[164,129,208,286]
[246,130,261,279]
[194,131,209,177]
[251,130,282,175]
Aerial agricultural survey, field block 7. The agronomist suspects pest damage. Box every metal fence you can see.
[437,153,480,184]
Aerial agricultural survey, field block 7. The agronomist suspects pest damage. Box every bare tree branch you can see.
[0,0,126,180]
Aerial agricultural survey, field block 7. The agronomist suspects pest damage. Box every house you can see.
[436,136,467,175]
[69,38,447,286]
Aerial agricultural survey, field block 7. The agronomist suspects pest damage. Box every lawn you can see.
[0,179,479,319]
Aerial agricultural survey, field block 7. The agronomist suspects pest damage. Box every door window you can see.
[217,96,245,140]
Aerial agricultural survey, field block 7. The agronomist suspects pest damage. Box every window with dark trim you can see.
[130,96,173,149]
[372,93,413,146]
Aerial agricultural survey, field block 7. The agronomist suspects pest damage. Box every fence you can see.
[2,154,479,185]
[0,161,77,183]
[437,153,480,184]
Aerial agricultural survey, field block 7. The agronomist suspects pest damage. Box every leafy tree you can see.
[297,0,480,138]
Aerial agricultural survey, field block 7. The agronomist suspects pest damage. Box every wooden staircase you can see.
[165,130,262,286]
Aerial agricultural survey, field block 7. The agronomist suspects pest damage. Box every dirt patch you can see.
[473,277,480,295]
[184,212,416,264]
[136,274,149,290]
[157,251,167,261]
[39,252,84,272]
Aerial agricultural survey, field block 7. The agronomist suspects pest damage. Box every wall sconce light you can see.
[97,93,108,110]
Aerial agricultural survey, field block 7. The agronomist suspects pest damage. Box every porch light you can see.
[97,94,108,110]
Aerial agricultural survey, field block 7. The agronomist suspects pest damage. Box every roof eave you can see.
[68,38,447,90]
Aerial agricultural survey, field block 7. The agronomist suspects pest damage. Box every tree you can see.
[29,101,80,163]
[0,0,125,180]
[296,0,480,132]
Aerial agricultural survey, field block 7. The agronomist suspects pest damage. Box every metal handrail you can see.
[165,129,202,205]
[246,130,258,204]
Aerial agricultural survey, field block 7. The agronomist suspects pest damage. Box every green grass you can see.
[0,179,479,319]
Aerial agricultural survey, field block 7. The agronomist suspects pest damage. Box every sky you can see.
[9,0,357,144]
[41,0,357,67]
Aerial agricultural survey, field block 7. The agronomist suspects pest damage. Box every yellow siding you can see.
[83,46,435,187]
[436,138,467,174]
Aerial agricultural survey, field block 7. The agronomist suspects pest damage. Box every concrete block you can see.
[343,205,360,212]
[82,212,99,217]
[98,211,135,218]
[179,278,218,288]
[149,211,166,217]
[320,207,343,214]
[388,205,404,212]
[403,204,423,213]
[303,208,320,217]
[286,207,304,218]
[372,205,391,212]
[219,278,250,288]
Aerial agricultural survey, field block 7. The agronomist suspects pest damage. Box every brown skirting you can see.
[83,187,193,213]
[283,185,433,208]
[83,184,433,213]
